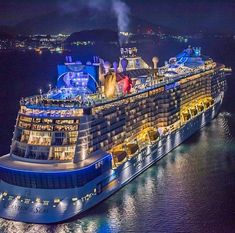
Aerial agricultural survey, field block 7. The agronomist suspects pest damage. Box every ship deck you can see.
[20,65,223,111]
[0,151,109,173]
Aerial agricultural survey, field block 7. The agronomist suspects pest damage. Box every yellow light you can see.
[72,197,78,202]
[36,198,41,203]
[16,195,21,200]
[3,192,7,196]
[54,198,60,204]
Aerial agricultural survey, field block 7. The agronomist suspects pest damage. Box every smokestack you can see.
[152,56,159,69]
[152,56,159,78]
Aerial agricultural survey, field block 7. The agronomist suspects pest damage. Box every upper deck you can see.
[19,61,225,118]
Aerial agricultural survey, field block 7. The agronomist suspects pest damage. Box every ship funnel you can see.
[113,61,118,73]
[152,56,159,78]
[104,61,111,74]
[152,57,159,69]
[121,58,128,72]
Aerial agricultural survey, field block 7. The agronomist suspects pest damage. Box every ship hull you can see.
[0,94,223,224]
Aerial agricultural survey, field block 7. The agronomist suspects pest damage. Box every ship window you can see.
[32,118,41,123]
[53,132,65,145]
[54,125,78,131]
[20,130,30,143]
[26,146,49,160]
[18,121,31,130]
[0,155,112,189]
[42,118,53,124]
[19,116,32,123]
[12,142,26,158]
[68,131,78,144]
[55,119,75,124]
[50,146,75,161]
[28,131,52,146]
[14,128,23,142]
[31,124,53,131]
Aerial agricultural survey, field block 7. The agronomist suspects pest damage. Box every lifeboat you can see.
[126,143,139,157]
[148,130,160,141]
[205,98,214,106]
[162,127,169,135]
[204,99,211,108]
[112,150,127,164]
[135,128,158,148]
[197,103,204,112]
[190,106,198,116]
[182,111,191,121]
[136,131,149,145]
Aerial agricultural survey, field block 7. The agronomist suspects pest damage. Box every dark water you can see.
[0,39,234,232]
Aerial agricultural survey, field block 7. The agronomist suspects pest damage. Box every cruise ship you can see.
[0,46,231,223]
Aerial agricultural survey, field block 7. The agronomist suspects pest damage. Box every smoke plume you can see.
[58,0,130,45]
[112,0,130,45]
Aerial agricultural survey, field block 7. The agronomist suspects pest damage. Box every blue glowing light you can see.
[165,82,180,91]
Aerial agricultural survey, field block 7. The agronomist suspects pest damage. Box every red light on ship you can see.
[123,76,132,95]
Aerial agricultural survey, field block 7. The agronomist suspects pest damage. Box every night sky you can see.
[0,0,234,34]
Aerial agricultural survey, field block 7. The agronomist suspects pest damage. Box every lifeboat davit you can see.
[197,103,204,112]
[182,111,191,121]
[204,100,210,108]
[148,130,160,141]
[112,150,127,164]
[126,143,139,157]
[190,106,198,116]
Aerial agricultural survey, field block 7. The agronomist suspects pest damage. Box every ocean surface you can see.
[0,38,234,233]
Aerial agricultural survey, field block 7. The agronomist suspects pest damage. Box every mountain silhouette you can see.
[0,8,174,35]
